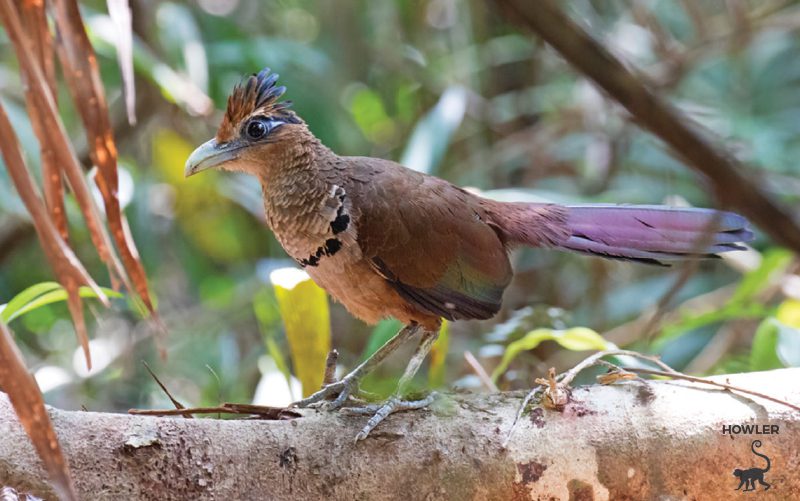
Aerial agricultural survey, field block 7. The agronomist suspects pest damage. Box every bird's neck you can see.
[259,136,343,261]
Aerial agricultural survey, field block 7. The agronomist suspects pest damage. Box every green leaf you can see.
[750,312,800,370]
[1,283,122,324]
[776,322,800,367]
[774,301,800,367]
[729,249,793,305]
[86,14,212,116]
[1,282,62,322]
[253,287,293,392]
[657,250,791,344]
[749,318,784,371]
[491,327,611,382]
[400,86,467,174]
[776,299,800,328]
[658,302,773,346]
[270,268,331,398]
[265,336,293,387]
[363,318,403,360]
[349,86,395,145]
[428,320,450,388]
[555,327,612,351]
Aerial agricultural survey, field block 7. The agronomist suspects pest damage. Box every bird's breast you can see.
[265,182,360,268]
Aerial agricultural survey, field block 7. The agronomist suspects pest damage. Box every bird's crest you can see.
[216,68,296,142]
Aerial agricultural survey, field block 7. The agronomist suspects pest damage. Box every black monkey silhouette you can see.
[733,440,771,492]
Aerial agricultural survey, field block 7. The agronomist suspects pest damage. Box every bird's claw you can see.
[344,392,437,442]
[292,375,359,410]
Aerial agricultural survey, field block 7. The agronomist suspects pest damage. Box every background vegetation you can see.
[1,0,799,418]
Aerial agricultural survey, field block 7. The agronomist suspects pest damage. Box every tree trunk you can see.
[1,368,798,500]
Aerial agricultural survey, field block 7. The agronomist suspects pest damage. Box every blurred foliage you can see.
[1,0,799,413]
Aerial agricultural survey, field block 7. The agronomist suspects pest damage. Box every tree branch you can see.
[1,369,799,500]
[494,0,800,253]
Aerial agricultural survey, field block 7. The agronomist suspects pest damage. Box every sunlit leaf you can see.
[349,86,395,145]
[729,249,793,304]
[750,311,800,370]
[1,282,62,321]
[428,320,449,388]
[658,303,773,346]
[86,14,213,116]
[656,251,790,344]
[2,285,122,324]
[749,318,783,371]
[775,299,800,367]
[400,86,467,174]
[363,318,403,360]
[253,287,292,392]
[106,0,136,124]
[776,298,800,328]
[776,322,800,367]
[491,327,611,381]
[270,268,331,397]
[154,3,208,92]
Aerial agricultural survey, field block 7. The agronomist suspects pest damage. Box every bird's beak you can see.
[184,139,241,177]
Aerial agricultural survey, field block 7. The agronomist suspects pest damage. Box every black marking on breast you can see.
[298,238,343,268]
[298,253,320,267]
[324,238,342,255]
[331,211,350,234]
[330,193,350,234]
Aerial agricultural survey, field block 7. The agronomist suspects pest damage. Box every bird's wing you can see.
[342,157,512,321]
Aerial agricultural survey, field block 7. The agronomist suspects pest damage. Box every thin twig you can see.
[141,361,192,418]
[205,365,223,419]
[559,349,677,387]
[463,351,499,392]
[621,367,800,413]
[502,385,546,449]
[128,403,300,420]
[504,348,800,448]
[504,350,679,447]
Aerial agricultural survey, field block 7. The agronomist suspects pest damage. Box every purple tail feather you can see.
[559,204,753,265]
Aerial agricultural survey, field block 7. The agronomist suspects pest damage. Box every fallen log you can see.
[1,368,798,500]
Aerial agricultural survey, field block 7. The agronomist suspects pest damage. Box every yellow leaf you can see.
[152,129,195,184]
[428,320,449,387]
[491,326,611,382]
[270,268,331,397]
[777,299,800,328]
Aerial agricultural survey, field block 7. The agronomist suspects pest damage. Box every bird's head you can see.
[184,68,306,179]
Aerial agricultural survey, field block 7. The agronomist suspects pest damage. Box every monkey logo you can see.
[733,440,771,492]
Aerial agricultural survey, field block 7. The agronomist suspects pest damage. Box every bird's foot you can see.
[292,374,360,410]
[342,392,437,441]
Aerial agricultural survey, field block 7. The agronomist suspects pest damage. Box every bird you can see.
[185,68,754,440]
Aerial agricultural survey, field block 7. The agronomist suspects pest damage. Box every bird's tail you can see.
[557,204,753,265]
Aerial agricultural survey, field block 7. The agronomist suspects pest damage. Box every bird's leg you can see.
[292,323,422,410]
[351,328,439,441]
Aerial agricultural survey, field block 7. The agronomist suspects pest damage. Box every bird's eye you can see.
[246,119,269,140]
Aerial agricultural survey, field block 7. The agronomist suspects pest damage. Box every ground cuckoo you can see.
[185,69,753,440]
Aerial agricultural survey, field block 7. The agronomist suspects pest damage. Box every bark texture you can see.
[1,369,799,500]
